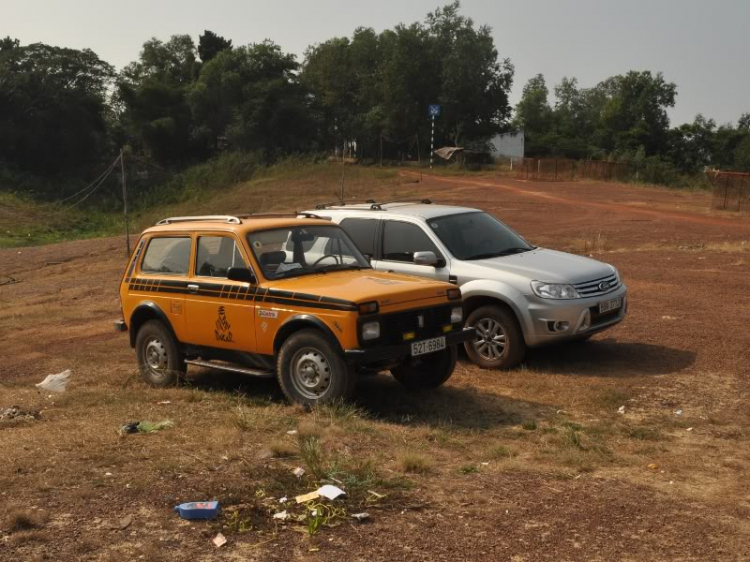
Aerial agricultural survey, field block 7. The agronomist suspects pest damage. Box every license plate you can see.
[411,336,446,357]
[599,297,622,314]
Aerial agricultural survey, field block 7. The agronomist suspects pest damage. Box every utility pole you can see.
[340,140,345,203]
[415,133,422,182]
[120,150,131,257]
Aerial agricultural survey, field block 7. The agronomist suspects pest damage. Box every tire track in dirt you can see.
[401,171,750,230]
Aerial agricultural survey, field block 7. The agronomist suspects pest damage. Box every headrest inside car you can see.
[260,250,286,266]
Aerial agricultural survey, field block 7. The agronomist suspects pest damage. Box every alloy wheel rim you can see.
[290,348,332,399]
[473,318,507,361]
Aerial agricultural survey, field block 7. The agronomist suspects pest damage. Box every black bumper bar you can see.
[344,328,475,365]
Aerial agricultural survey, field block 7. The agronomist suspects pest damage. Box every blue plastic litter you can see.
[173,501,220,520]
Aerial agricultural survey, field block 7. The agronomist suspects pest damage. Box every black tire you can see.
[464,305,525,370]
[391,346,457,391]
[276,329,355,406]
[135,320,186,386]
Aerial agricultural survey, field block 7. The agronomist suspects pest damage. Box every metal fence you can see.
[709,171,750,213]
[509,158,631,182]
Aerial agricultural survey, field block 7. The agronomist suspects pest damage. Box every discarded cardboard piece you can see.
[295,491,320,504]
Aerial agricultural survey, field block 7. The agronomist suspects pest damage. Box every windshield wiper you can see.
[465,247,533,260]
[314,263,367,273]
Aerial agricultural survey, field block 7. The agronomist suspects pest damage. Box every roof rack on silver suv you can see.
[314,199,432,211]
[156,215,242,225]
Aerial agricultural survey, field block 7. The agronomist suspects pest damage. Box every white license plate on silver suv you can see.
[599,297,622,314]
[411,336,446,357]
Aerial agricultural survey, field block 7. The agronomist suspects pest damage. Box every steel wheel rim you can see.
[144,337,168,379]
[290,347,332,399]
[473,318,507,361]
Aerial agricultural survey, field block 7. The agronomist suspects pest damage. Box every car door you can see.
[373,219,451,282]
[183,233,257,352]
[134,234,191,342]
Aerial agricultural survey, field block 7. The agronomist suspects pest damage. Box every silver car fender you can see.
[459,279,533,341]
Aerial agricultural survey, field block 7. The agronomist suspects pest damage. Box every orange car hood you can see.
[264,270,451,309]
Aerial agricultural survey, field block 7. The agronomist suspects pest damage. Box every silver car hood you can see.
[462,248,614,285]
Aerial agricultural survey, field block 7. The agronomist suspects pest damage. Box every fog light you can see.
[554,321,570,332]
[362,321,380,340]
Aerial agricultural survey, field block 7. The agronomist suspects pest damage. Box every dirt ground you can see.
[1,169,749,561]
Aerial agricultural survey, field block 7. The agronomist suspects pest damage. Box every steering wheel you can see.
[312,254,341,267]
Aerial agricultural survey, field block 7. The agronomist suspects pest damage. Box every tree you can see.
[597,71,676,155]
[426,1,514,145]
[117,35,201,163]
[512,75,556,155]
[190,41,314,160]
[0,40,114,179]
[198,30,232,63]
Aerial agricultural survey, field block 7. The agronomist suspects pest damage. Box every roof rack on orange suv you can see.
[155,213,323,226]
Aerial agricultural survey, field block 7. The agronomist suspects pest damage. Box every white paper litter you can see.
[286,430,298,435]
[317,484,345,500]
[212,533,227,547]
[279,496,288,503]
[36,370,72,392]
[351,512,370,522]
[273,510,288,520]
[617,405,626,414]
[292,467,305,478]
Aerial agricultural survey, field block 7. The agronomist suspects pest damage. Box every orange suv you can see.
[116,215,474,405]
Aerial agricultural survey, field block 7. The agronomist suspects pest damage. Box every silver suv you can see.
[301,201,628,369]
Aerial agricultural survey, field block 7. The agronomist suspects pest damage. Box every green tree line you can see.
[513,73,750,175]
[1,1,748,203]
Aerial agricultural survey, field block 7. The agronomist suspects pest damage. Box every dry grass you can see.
[2,166,750,558]
[398,453,434,474]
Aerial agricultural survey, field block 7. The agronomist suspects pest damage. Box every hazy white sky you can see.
[4,0,749,126]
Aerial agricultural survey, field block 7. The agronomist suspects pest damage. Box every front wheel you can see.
[135,320,186,386]
[391,346,457,390]
[277,329,356,406]
[464,305,525,370]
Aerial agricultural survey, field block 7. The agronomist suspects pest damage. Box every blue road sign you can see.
[428,104,441,117]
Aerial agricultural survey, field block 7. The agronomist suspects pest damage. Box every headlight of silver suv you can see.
[530,281,580,299]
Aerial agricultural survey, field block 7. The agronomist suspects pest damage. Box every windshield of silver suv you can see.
[427,211,534,260]
[248,225,371,279]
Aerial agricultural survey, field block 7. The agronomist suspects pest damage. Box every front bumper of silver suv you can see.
[522,283,628,347]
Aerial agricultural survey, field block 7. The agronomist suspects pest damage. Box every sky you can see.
[4,0,749,126]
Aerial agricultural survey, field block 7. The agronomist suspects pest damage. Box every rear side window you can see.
[382,221,440,262]
[141,237,191,275]
[195,236,245,278]
[340,218,377,256]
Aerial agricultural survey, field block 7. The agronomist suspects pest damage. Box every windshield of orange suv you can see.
[248,225,371,280]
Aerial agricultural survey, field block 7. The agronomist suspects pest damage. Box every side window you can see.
[382,221,440,263]
[195,236,245,278]
[141,237,191,275]
[340,218,377,256]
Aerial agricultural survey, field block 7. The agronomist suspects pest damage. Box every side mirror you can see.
[413,251,439,267]
[227,267,257,284]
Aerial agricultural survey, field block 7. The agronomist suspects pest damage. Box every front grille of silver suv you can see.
[573,273,620,298]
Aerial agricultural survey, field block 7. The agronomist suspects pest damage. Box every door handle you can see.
[187,284,199,294]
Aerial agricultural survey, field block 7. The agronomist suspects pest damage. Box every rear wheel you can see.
[277,329,355,405]
[391,346,457,390]
[464,305,525,370]
[135,320,186,386]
